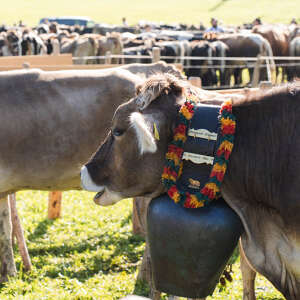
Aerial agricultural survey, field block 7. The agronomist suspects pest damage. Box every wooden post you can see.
[188,76,202,88]
[265,57,272,83]
[152,47,160,63]
[105,51,112,64]
[9,193,32,271]
[48,191,62,219]
[251,55,262,88]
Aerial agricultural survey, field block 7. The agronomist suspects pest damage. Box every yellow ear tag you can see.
[153,123,160,140]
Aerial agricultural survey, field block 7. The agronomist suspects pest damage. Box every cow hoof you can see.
[119,296,151,300]
[0,275,9,283]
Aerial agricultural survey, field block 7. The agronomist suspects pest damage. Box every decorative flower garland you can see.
[162,95,236,208]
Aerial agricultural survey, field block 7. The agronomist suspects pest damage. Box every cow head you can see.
[81,74,185,205]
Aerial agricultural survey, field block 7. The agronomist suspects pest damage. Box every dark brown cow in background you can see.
[185,40,217,87]
[218,33,275,86]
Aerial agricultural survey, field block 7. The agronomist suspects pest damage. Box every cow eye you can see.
[112,128,124,137]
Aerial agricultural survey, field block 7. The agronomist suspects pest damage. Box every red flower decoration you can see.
[174,124,187,135]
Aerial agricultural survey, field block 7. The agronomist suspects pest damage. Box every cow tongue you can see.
[94,190,104,201]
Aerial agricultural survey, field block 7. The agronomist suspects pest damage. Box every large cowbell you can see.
[147,104,243,298]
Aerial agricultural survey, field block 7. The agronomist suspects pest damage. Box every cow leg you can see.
[134,197,151,283]
[132,198,148,238]
[9,193,31,271]
[222,187,300,300]
[0,196,16,281]
[220,70,226,87]
[138,241,162,300]
[239,239,256,300]
[133,198,161,299]
[137,242,151,283]
[149,289,160,300]
[224,69,233,86]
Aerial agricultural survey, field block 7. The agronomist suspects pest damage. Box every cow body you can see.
[81,74,300,300]
[218,33,275,85]
[185,40,217,87]
[0,61,182,197]
[0,62,182,280]
[0,67,139,279]
[222,88,300,299]
[0,68,140,197]
[252,24,290,80]
[289,37,300,80]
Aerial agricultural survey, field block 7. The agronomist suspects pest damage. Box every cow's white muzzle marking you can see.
[80,166,104,192]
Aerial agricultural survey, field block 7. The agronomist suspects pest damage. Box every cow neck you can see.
[162,94,236,208]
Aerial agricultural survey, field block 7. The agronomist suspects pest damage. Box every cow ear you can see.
[136,75,185,111]
[136,84,142,96]
[130,112,157,154]
[169,80,184,97]
[135,80,169,111]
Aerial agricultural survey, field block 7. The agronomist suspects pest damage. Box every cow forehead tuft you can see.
[135,73,184,110]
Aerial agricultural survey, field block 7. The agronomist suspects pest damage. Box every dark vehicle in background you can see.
[39,16,95,27]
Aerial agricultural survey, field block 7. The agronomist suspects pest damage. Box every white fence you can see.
[73,51,300,89]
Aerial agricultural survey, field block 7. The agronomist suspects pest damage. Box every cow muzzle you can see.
[81,166,123,206]
[80,166,104,192]
[93,188,122,206]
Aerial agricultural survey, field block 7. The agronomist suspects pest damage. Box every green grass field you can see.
[2,0,299,27]
[0,190,283,299]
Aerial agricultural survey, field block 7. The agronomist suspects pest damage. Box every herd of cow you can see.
[0,21,300,87]
[0,19,300,300]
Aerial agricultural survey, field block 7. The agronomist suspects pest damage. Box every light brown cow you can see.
[95,33,123,64]
[0,62,182,281]
[81,74,300,300]
[60,34,97,64]
[252,24,290,81]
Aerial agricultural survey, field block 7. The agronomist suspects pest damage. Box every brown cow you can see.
[0,62,182,281]
[218,33,275,85]
[96,33,123,64]
[60,34,98,64]
[81,74,300,300]
[252,24,290,81]
[289,37,300,79]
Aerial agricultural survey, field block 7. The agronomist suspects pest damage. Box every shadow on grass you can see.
[28,230,145,282]
[27,219,54,241]
[120,213,132,227]
[209,0,229,12]
[133,279,150,297]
